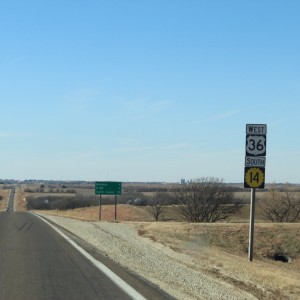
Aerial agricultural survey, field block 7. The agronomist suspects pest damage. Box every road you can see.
[7,189,15,211]
[0,192,174,300]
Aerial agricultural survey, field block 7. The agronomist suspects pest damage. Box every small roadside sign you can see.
[244,167,265,189]
[245,156,266,167]
[246,124,267,135]
[95,181,122,195]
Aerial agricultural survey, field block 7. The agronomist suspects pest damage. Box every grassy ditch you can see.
[135,222,300,262]
[134,222,300,299]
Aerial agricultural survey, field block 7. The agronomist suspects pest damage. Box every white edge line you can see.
[31,212,147,300]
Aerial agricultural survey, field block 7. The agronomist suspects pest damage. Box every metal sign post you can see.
[98,195,102,221]
[248,188,256,261]
[244,124,267,262]
[45,199,49,211]
[115,195,117,221]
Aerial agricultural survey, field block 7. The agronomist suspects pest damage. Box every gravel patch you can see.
[39,214,257,300]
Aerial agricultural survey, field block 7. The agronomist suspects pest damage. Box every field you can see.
[36,205,300,299]
[7,184,300,298]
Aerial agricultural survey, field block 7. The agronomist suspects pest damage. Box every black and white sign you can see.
[244,124,267,189]
[245,156,266,167]
[246,135,267,156]
[246,124,267,135]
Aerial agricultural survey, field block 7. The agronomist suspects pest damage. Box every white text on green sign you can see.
[95,182,122,195]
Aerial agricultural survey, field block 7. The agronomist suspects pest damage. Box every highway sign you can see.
[246,134,267,156]
[244,124,267,262]
[244,167,265,189]
[246,124,267,135]
[245,156,266,167]
[95,182,122,195]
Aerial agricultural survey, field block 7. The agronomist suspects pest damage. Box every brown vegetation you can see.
[18,183,300,299]
[133,222,300,299]
[260,184,300,222]
[174,178,241,222]
[0,189,9,211]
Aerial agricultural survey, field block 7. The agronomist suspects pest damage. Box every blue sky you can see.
[0,0,299,183]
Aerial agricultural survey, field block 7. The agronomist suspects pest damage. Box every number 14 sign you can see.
[244,124,267,189]
[244,167,265,189]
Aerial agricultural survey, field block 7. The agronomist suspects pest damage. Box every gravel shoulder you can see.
[38,214,257,300]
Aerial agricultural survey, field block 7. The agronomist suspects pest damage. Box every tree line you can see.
[26,178,300,223]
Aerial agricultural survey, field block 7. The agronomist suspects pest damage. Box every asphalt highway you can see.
[0,192,174,300]
[7,189,15,211]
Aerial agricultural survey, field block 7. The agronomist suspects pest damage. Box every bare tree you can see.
[174,177,240,223]
[148,193,168,221]
[260,184,300,222]
[149,199,164,221]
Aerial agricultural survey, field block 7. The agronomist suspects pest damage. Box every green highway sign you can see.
[95,181,122,195]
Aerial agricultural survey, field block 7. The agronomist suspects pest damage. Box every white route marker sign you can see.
[245,124,267,157]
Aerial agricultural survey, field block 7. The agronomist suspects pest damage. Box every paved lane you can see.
[7,189,15,211]
[0,212,135,300]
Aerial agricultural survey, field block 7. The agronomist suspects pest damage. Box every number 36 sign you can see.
[244,124,267,189]
[245,124,267,157]
[246,135,266,156]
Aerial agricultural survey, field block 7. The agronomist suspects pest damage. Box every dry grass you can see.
[0,189,10,210]
[15,189,28,212]
[36,204,300,298]
[35,204,154,222]
[132,222,300,299]
[18,186,300,299]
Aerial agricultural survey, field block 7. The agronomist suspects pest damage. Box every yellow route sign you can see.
[244,167,265,189]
